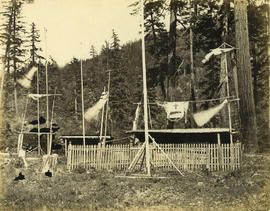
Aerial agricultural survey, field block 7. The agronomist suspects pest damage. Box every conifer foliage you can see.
[0,0,268,150]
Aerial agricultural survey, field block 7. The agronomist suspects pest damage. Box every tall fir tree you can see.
[1,0,26,116]
[109,30,131,137]
[234,0,258,152]
[27,22,43,66]
[89,44,97,59]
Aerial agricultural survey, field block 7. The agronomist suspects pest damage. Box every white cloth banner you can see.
[84,92,108,122]
[158,102,189,122]
[202,47,234,64]
[17,66,38,89]
[193,99,228,127]
[28,94,43,100]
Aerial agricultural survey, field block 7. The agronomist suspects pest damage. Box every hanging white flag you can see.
[158,101,189,122]
[28,94,43,100]
[202,48,234,64]
[84,92,108,122]
[17,66,38,89]
[193,99,228,127]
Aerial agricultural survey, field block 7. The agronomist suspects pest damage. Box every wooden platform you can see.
[60,135,113,156]
[59,135,112,139]
[127,128,233,134]
[126,128,235,144]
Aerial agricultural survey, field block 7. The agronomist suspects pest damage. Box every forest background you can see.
[0,0,269,153]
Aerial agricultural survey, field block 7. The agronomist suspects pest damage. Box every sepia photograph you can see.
[0,0,269,210]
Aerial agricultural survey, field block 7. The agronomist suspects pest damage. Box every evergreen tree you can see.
[0,0,13,74]
[234,0,258,152]
[2,0,26,116]
[89,44,97,59]
[100,40,110,70]
[27,22,43,66]
[248,1,269,150]
[109,30,131,137]
[144,0,168,99]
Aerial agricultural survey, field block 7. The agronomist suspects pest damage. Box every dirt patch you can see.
[0,153,269,210]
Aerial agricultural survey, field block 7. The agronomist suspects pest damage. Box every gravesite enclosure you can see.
[0,0,269,210]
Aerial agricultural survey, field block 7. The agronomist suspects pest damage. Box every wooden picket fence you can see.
[67,143,241,172]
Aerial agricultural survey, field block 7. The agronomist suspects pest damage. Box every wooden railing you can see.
[67,143,241,172]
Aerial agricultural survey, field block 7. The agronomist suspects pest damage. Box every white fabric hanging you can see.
[28,94,43,100]
[202,47,234,64]
[17,66,38,89]
[158,102,189,122]
[193,99,228,127]
[84,92,108,122]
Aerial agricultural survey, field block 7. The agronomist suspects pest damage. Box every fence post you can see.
[67,142,72,171]
[207,144,210,171]
[230,143,235,170]
[217,133,223,171]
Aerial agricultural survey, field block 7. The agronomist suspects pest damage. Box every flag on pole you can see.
[84,91,108,122]
[17,66,38,89]
[158,101,189,122]
[28,94,43,100]
[202,47,234,64]
[193,99,228,127]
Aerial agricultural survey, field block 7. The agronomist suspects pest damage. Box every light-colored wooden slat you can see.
[234,143,237,169]
[211,144,213,171]
[74,145,76,169]
[189,144,192,171]
[72,145,75,170]
[225,144,227,171]
[227,143,229,170]
[104,145,107,170]
[239,143,241,168]
[70,145,72,170]
[195,144,197,170]
[232,143,235,170]
[215,144,217,171]
[72,145,74,170]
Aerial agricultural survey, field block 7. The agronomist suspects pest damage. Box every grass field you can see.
[0,153,270,211]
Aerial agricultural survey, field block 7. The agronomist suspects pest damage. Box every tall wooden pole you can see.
[141,0,151,176]
[100,87,106,143]
[220,0,230,127]
[80,51,86,165]
[44,28,50,154]
[224,52,233,143]
[37,64,40,155]
[103,70,111,145]
[48,87,57,155]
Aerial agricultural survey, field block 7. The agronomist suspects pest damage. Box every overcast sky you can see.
[23,0,142,67]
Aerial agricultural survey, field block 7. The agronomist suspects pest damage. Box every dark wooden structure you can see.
[127,128,235,144]
[59,135,113,156]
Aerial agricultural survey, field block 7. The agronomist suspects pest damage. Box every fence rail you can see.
[67,143,241,172]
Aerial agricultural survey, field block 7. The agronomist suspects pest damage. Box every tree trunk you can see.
[268,0,270,150]
[234,0,258,152]
[74,88,78,120]
[167,0,178,129]
[4,7,13,74]
[150,11,157,57]
[12,6,18,117]
[252,42,258,106]
[220,0,230,127]
[189,0,197,128]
